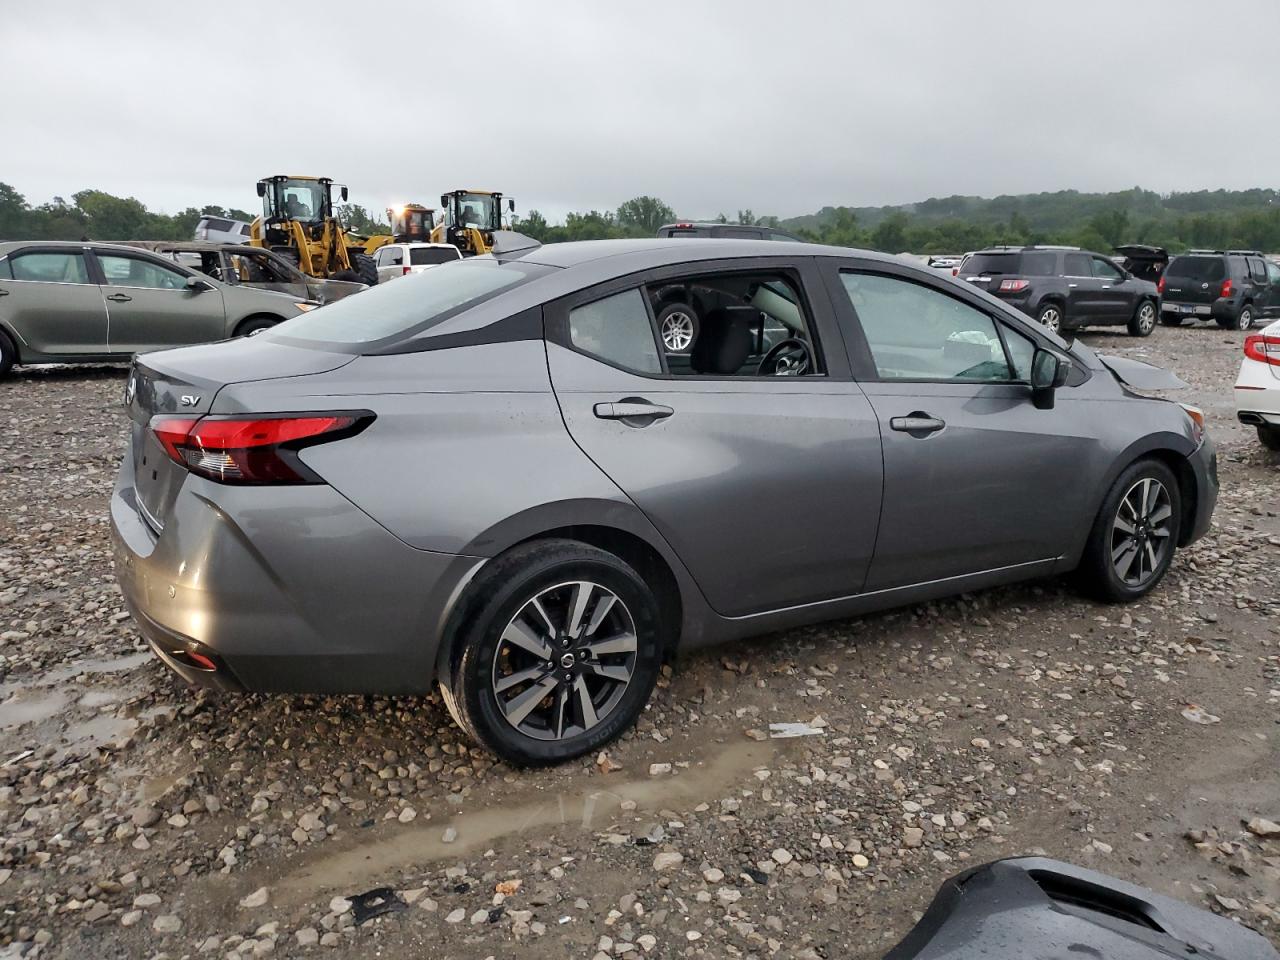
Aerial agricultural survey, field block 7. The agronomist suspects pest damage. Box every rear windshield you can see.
[201,218,232,232]
[265,258,553,346]
[1166,256,1225,282]
[961,253,1020,276]
[663,228,709,238]
[410,247,459,266]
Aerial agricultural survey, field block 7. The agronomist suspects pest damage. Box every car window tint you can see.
[840,272,1012,382]
[384,248,404,266]
[1268,262,1280,284]
[1062,253,1091,276]
[961,253,1018,275]
[410,247,458,266]
[97,255,188,289]
[769,232,797,242]
[0,258,11,280]
[238,223,251,236]
[1092,257,1123,281]
[716,228,759,239]
[1248,258,1266,280]
[202,218,231,232]
[646,271,822,377]
[1019,252,1056,276]
[1166,256,1224,282]
[1002,323,1036,381]
[10,252,91,284]
[568,289,661,374]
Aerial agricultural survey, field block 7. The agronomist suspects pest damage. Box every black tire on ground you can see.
[352,253,378,286]
[235,317,280,337]
[1236,303,1254,330]
[445,539,665,766]
[1259,425,1280,451]
[1036,302,1064,334]
[655,302,699,354]
[0,329,15,377]
[1127,300,1157,337]
[332,269,360,283]
[1075,457,1182,603]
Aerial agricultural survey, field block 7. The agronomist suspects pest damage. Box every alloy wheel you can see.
[1238,307,1253,330]
[491,581,638,741]
[661,311,695,352]
[1039,307,1061,333]
[1137,303,1156,334]
[1110,477,1173,588]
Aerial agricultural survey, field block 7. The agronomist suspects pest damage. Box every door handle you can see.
[106,293,133,302]
[890,414,945,434]
[593,400,674,422]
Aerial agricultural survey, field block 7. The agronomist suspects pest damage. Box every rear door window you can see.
[1019,252,1057,276]
[568,289,662,374]
[380,247,403,266]
[1247,257,1267,281]
[1062,253,1092,277]
[9,251,91,283]
[1267,262,1280,284]
[840,272,1013,382]
[1166,256,1225,282]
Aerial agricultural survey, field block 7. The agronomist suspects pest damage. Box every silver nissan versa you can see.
[111,238,1218,765]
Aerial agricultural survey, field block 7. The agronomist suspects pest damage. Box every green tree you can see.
[336,203,390,236]
[616,196,675,235]
[73,189,149,239]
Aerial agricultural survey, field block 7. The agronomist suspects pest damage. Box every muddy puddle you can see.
[271,738,778,908]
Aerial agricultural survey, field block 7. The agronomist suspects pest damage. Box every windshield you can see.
[1166,256,1225,282]
[269,179,329,223]
[265,258,553,347]
[455,193,497,229]
[960,253,1020,276]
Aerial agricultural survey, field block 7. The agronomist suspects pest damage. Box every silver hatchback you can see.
[111,239,1217,765]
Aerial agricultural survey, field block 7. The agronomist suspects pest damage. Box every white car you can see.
[373,242,461,282]
[1234,318,1280,450]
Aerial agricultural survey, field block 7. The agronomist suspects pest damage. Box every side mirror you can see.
[185,275,211,293]
[507,198,515,213]
[255,181,266,198]
[1030,348,1070,409]
[440,194,450,210]
[340,186,349,202]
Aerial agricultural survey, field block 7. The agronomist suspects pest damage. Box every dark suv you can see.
[1159,250,1278,330]
[957,246,1160,337]
[657,221,803,242]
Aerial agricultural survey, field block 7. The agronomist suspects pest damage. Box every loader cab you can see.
[436,190,514,257]
[256,176,347,227]
[388,204,436,243]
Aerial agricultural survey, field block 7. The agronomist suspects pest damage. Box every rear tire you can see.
[1036,302,1064,333]
[235,317,279,337]
[352,253,378,286]
[1127,300,1157,337]
[1259,425,1280,451]
[446,539,664,766]
[0,329,15,377]
[1236,304,1254,330]
[1075,458,1181,603]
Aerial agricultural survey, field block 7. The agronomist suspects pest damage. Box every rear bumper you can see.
[1161,298,1238,321]
[110,450,485,695]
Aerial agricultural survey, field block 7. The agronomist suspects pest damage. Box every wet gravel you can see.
[0,327,1277,959]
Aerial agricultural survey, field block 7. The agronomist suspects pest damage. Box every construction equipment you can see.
[249,175,388,285]
[387,204,436,243]
[431,190,515,257]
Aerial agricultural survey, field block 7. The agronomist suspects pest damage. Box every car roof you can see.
[0,239,203,258]
[658,222,765,230]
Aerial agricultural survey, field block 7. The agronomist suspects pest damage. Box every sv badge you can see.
[180,395,201,407]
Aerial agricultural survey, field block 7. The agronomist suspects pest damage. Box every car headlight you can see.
[294,302,318,312]
[1178,403,1205,446]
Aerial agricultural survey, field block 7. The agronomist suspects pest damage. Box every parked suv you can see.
[656,221,803,241]
[957,246,1160,336]
[194,216,251,245]
[1159,250,1278,330]
[373,242,462,283]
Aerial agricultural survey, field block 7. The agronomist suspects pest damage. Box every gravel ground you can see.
[1,326,1278,960]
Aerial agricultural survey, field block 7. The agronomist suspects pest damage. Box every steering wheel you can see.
[757,338,812,376]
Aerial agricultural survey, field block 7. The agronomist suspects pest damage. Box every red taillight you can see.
[1157,276,1165,295]
[402,266,411,275]
[952,268,959,277]
[1244,334,1280,366]
[150,414,368,484]
[1220,278,1233,298]
[998,278,1030,293]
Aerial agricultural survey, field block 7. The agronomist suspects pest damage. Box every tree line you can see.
[4,180,1280,255]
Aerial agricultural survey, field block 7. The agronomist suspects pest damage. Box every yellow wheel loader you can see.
[431,190,515,257]
[387,203,436,243]
[249,175,393,286]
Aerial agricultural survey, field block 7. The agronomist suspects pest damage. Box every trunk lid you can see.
[125,337,356,531]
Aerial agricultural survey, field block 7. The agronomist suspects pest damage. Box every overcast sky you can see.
[5,0,1277,223]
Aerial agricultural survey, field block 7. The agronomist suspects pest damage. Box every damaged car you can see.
[111,238,1217,765]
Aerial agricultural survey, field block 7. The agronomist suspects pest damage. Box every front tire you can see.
[1036,302,1064,334]
[1259,425,1280,451]
[0,330,15,377]
[446,540,664,766]
[235,317,279,337]
[1076,458,1181,603]
[1128,300,1157,337]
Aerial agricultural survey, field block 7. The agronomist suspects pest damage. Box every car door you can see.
[1091,255,1133,322]
[825,260,1097,591]
[1265,262,1280,317]
[377,246,405,282]
[90,249,228,354]
[1062,252,1105,323]
[0,248,108,356]
[545,258,884,617]
[1246,257,1272,315]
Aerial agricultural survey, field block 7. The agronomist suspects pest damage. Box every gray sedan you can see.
[110,238,1217,765]
[0,241,316,375]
